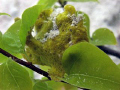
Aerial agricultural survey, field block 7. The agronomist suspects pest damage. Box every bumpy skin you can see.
[24,5,89,81]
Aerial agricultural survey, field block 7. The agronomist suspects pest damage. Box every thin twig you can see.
[1,46,120,90]
[98,46,120,59]
[0,48,91,89]
[58,0,67,7]
[0,48,51,80]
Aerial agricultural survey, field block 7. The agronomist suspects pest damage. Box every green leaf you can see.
[33,81,52,90]
[33,80,78,90]
[62,42,120,90]
[37,0,57,8]
[0,13,11,17]
[65,0,98,2]
[46,81,78,90]
[1,20,24,53]
[0,31,2,39]
[19,5,46,48]
[77,11,90,39]
[0,31,2,47]
[0,58,33,90]
[0,54,8,63]
[24,67,34,78]
[90,28,117,45]
[40,65,51,72]
[118,64,120,69]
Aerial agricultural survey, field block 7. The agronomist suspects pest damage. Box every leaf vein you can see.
[6,62,21,90]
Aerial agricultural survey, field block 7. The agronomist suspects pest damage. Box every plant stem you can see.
[98,46,120,59]
[0,48,91,90]
[0,48,51,80]
[0,48,90,90]
[0,46,120,90]
[58,0,67,7]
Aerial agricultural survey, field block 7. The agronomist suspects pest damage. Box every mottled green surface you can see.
[25,5,88,81]
[35,9,53,39]
[19,5,47,48]
[77,11,90,39]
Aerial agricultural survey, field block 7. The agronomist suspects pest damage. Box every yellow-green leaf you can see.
[0,54,8,63]
[0,31,2,48]
[77,11,90,39]
[0,58,33,90]
[1,20,24,53]
[33,81,52,90]
[0,13,11,17]
[62,42,120,90]
[46,81,78,90]
[19,5,47,48]
[118,64,120,69]
[65,0,98,2]
[90,28,117,45]
[33,80,78,90]
[37,0,57,8]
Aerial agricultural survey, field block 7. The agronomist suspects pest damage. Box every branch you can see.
[0,48,51,80]
[1,46,120,90]
[0,48,89,90]
[98,46,120,59]
[58,0,67,7]
[0,48,90,90]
